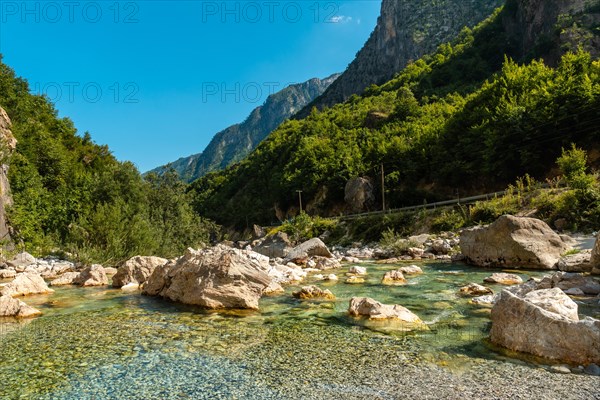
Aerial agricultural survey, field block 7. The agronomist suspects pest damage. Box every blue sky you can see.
[0,1,381,172]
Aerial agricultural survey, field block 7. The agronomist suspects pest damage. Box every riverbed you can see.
[0,262,598,399]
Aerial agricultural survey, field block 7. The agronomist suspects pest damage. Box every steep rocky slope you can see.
[150,74,339,182]
[0,107,16,244]
[296,0,504,117]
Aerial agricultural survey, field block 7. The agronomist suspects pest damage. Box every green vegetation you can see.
[269,212,338,243]
[190,5,600,229]
[0,58,217,264]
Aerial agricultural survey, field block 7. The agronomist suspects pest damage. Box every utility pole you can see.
[380,163,386,212]
[296,190,303,213]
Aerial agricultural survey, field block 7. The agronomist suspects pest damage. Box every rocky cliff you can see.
[0,107,16,245]
[149,74,340,182]
[296,0,504,117]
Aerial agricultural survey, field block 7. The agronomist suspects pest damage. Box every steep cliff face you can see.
[297,0,504,117]
[0,107,16,244]
[503,0,600,64]
[150,74,340,182]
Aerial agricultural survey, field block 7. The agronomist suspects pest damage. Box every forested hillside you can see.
[190,2,600,228]
[0,58,216,263]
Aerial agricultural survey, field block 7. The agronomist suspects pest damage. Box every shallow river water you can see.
[0,262,598,399]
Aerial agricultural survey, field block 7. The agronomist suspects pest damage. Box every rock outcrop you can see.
[460,215,569,269]
[0,273,54,297]
[344,177,375,212]
[591,233,600,275]
[143,245,273,310]
[112,256,167,288]
[0,295,40,318]
[0,107,16,244]
[348,297,423,325]
[459,283,494,297]
[296,0,503,116]
[490,287,600,365]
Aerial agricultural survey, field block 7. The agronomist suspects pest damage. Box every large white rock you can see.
[286,238,332,262]
[490,288,600,365]
[73,265,108,287]
[49,272,80,286]
[112,256,167,288]
[460,215,569,269]
[0,295,41,318]
[6,252,36,270]
[253,232,293,259]
[0,273,54,297]
[348,297,422,324]
[143,245,273,310]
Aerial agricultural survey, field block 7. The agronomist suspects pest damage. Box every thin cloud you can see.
[328,15,353,24]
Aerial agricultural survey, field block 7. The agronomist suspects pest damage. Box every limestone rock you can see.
[73,265,108,287]
[143,245,273,310]
[556,250,593,273]
[112,256,167,288]
[432,239,452,255]
[490,288,600,365]
[344,177,374,212]
[539,272,600,296]
[313,256,341,270]
[286,238,332,262]
[348,297,422,324]
[49,272,80,286]
[399,265,423,275]
[460,215,569,269]
[7,252,36,270]
[0,269,16,279]
[459,283,494,297]
[0,273,53,297]
[484,273,523,286]
[345,276,365,284]
[253,232,293,259]
[348,265,367,275]
[292,285,335,300]
[103,267,118,276]
[381,270,407,285]
[0,295,40,318]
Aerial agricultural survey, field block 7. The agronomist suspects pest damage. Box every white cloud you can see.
[328,15,353,24]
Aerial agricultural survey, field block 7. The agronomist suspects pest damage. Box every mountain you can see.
[295,0,505,118]
[149,74,340,182]
[189,0,600,228]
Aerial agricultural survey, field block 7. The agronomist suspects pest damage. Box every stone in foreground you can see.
[348,297,423,324]
[459,283,494,297]
[460,215,569,269]
[0,295,41,318]
[292,285,335,300]
[143,245,273,310]
[0,273,54,297]
[490,287,600,365]
[112,256,167,288]
[484,273,523,285]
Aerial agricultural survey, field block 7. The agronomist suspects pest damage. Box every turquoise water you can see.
[0,262,598,399]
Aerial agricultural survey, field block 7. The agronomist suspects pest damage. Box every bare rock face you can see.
[143,245,273,310]
[0,295,40,318]
[286,238,332,262]
[591,233,600,275]
[460,283,494,297]
[0,273,54,297]
[344,177,374,212]
[292,285,335,300]
[73,265,108,287]
[348,297,423,325]
[0,107,16,244]
[557,250,593,273]
[298,0,503,115]
[253,232,293,259]
[6,252,36,270]
[112,256,167,288]
[490,288,600,365]
[460,215,569,269]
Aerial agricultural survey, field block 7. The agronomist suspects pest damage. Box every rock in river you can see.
[143,245,273,310]
[348,297,423,324]
[381,270,407,285]
[490,287,600,365]
[0,295,41,318]
[285,238,333,262]
[484,273,523,286]
[292,285,335,300]
[460,215,569,269]
[73,265,108,287]
[112,256,168,288]
[0,273,54,297]
[459,283,494,297]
